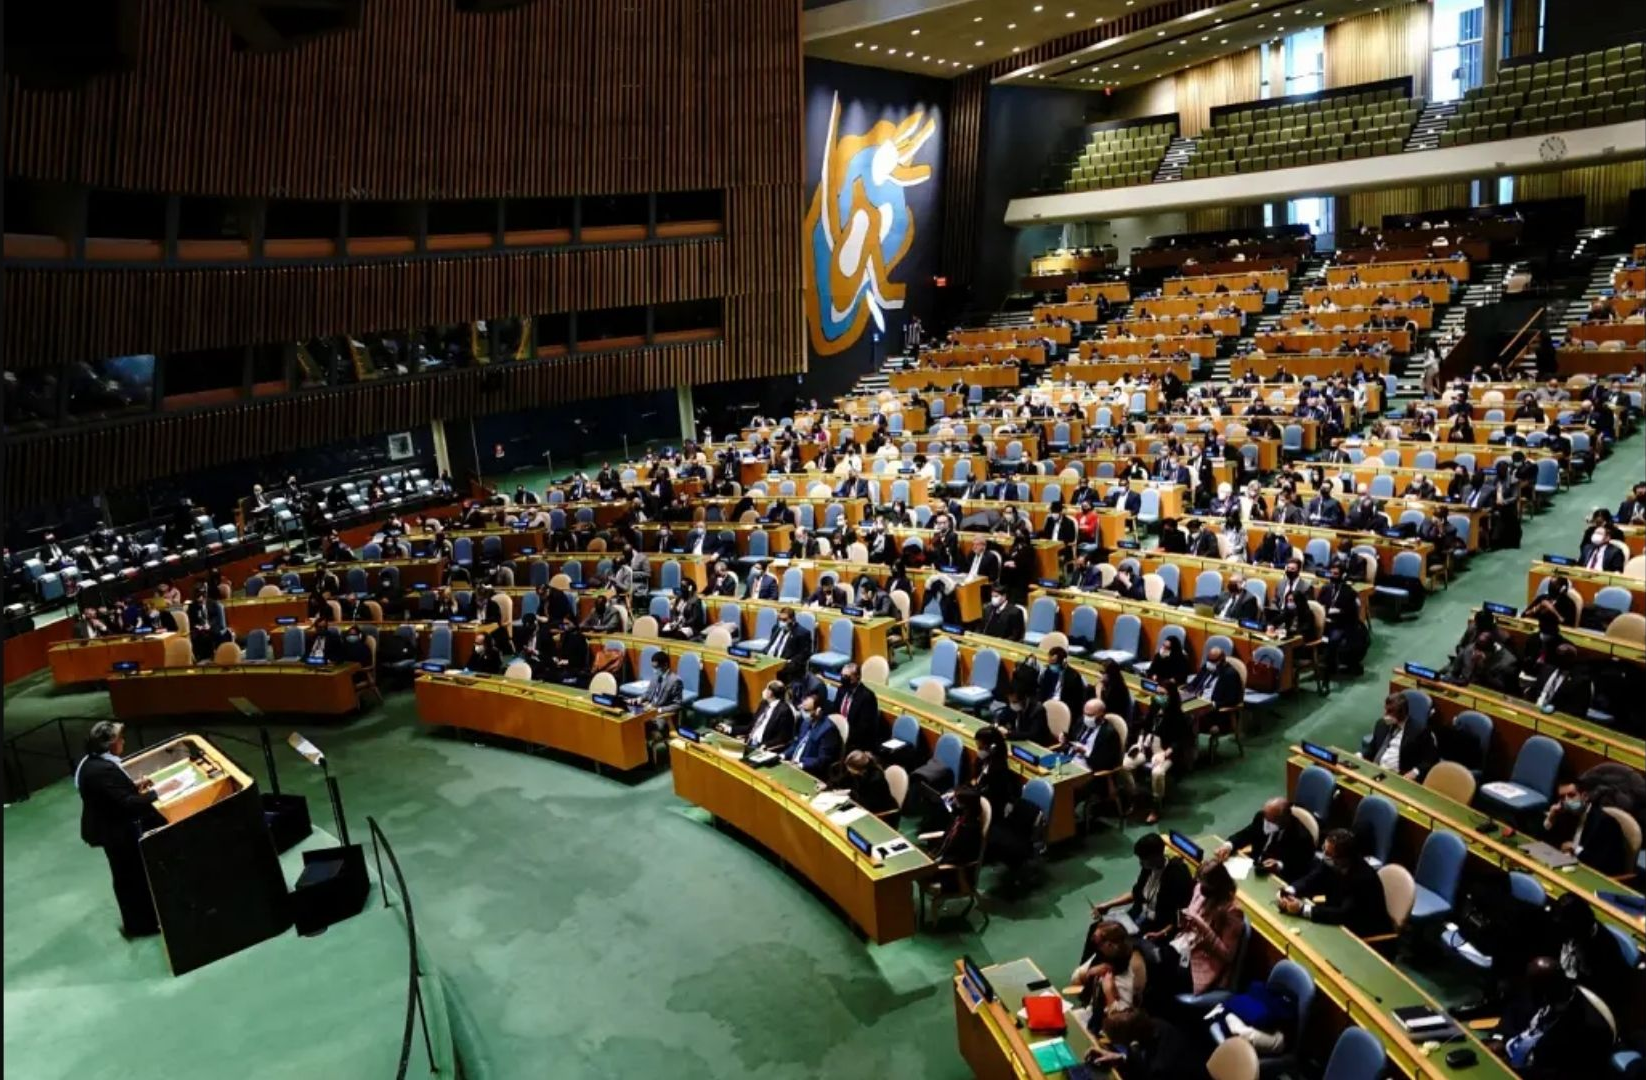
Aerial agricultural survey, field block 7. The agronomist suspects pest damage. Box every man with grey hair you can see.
[77,721,166,937]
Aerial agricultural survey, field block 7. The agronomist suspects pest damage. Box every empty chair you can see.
[1066,606,1098,656]
[690,660,744,723]
[1321,1027,1386,1080]
[674,652,703,707]
[1409,830,1466,925]
[1021,597,1058,646]
[808,619,856,674]
[738,530,769,568]
[1592,586,1632,623]
[426,625,454,670]
[1193,569,1223,602]
[1353,794,1398,866]
[1476,735,1563,821]
[1206,1037,1260,1080]
[1451,710,1493,780]
[947,648,1000,711]
[242,628,270,663]
[1423,761,1477,805]
[1369,474,1394,499]
[1093,613,1141,666]
[1154,563,1181,598]
[1303,537,1331,569]
[279,626,306,662]
[911,638,958,692]
[779,567,804,601]
[742,607,779,653]
[1292,764,1336,824]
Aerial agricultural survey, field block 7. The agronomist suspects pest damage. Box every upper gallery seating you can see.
[1184,85,1425,179]
[1053,120,1177,192]
[1442,44,1646,146]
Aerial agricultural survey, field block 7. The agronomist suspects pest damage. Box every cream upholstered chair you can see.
[1143,573,1167,604]
[861,654,890,685]
[1365,863,1416,954]
[884,765,910,814]
[1044,700,1071,742]
[1290,806,1320,846]
[1206,1036,1259,1080]
[703,626,734,652]
[504,661,533,680]
[1604,611,1645,646]
[164,637,194,667]
[1038,631,1069,655]
[916,680,946,705]
[258,584,283,598]
[847,542,870,563]
[1601,807,1642,875]
[1423,761,1477,805]
[549,573,572,590]
[213,641,243,665]
[631,615,659,639]
[589,672,618,695]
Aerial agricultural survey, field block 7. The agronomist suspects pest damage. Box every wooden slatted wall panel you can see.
[2,342,736,508]
[6,0,798,199]
[939,72,988,288]
[3,242,730,367]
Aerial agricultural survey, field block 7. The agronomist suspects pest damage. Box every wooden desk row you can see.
[953,326,1071,347]
[1161,269,1289,294]
[1284,748,1645,944]
[107,662,362,719]
[1014,591,1303,691]
[1281,306,1434,330]
[921,345,1046,367]
[417,672,658,772]
[1254,329,1412,354]
[1077,336,1216,360]
[1045,358,1193,383]
[1302,281,1452,306]
[1129,292,1264,316]
[1526,559,1645,614]
[1103,548,1375,622]
[1107,315,1243,338]
[1389,669,1644,775]
[1324,258,1470,285]
[889,365,1021,392]
[1064,282,1131,303]
[1187,517,1437,589]
[1233,354,1392,381]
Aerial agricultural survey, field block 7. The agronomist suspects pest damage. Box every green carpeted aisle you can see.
[3,445,1636,1080]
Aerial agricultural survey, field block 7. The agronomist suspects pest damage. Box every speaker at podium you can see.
[125,733,292,976]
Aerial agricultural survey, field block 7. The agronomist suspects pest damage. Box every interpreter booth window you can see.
[64,354,155,422]
[1433,0,1487,103]
[1284,27,1325,97]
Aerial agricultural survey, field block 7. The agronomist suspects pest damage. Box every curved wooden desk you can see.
[415,672,656,771]
[669,728,933,943]
[49,633,175,685]
[108,662,362,718]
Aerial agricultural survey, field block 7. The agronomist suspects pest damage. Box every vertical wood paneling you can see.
[940,72,987,287]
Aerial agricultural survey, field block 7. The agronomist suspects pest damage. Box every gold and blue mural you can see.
[803,90,938,357]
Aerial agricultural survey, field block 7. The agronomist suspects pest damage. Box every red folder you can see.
[1024,993,1067,1032]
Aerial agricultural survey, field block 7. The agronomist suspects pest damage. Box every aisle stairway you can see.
[1153,136,1196,183]
[1404,101,1458,152]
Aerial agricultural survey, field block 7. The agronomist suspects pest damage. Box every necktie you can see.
[1538,672,1563,707]
[750,704,770,743]
[770,628,788,656]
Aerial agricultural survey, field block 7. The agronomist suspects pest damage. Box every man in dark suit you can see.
[1108,564,1146,601]
[1267,559,1313,624]
[978,591,1025,641]
[1001,685,1053,745]
[732,680,794,749]
[834,472,870,499]
[807,576,849,609]
[640,651,683,725]
[1072,553,1105,591]
[1107,479,1142,514]
[1317,563,1364,677]
[1277,828,1391,936]
[833,663,882,752]
[1305,481,1346,528]
[1547,777,1631,876]
[962,537,1001,584]
[1187,519,1221,558]
[1489,956,1616,1078]
[926,520,961,568]
[1617,481,1646,526]
[1215,797,1318,881]
[1155,455,1190,486]
[866,524,898,565]
[745,562,779,601]
[1579,527,1625,572]
[1037,647,1088,716]
[1363,695,1439,780]
[1211,576,1261,623]
[1523,643,1591,716]
[77,721,167,937]
[1041,502,1079,549]
[763,607,813,681]
[783,691,842,777]
[706,560,739,597]
[1186,647,1243,710]
[788,527,821,559]
[304,616,346,663]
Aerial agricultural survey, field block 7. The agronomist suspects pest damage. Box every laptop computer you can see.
[1522,840,1578,869]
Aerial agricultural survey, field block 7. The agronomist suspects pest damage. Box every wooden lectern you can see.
[125,734,292,975]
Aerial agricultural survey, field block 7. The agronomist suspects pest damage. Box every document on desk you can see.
[827,806,869,828]
[1224,855,1254,881]
[810,792,851,814]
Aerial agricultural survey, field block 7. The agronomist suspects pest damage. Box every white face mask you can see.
[1261,819,1281,836]
[1591,530,1607,545]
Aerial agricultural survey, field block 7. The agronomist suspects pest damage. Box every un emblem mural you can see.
[803,93,936,356]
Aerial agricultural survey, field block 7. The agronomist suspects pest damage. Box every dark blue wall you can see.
[972,83,1094,313]
[1541,0,1646,59]
[803,58,948,397]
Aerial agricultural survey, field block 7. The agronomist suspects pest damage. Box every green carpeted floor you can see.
[3,443,1636,1080]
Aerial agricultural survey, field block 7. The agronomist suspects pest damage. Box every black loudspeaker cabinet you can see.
[291,844,371,936]
[140,779,293,976]
[261,792,313,854]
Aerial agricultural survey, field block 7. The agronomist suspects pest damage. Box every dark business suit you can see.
[1108,490,1142,514]
[746,573,779,601]
[764,622,813,681]
[978,602,1025,642]
[1523,665,1592,716]
[1038,664,1088,717]
[824,675,874,741]
[1305,496,1345,528]
[1579,542,1625,573]
[1186,662,1243,710]
[78,755,167,935]
[962,548,1001,583]
[1285,858,1392,936]
[1225,811,1317,881]
[735,697,796,749]
[1211,590,1260,623]
[1363,720,1439,777]
[784,714,843,777]
[1569,808,1629,876]
[1004,701,1053,746]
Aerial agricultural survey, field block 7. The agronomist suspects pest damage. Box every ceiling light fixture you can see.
[854,41,863,48]
[911,28,920,35]
[1007,22,1017,29]
[974,39,984,46]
